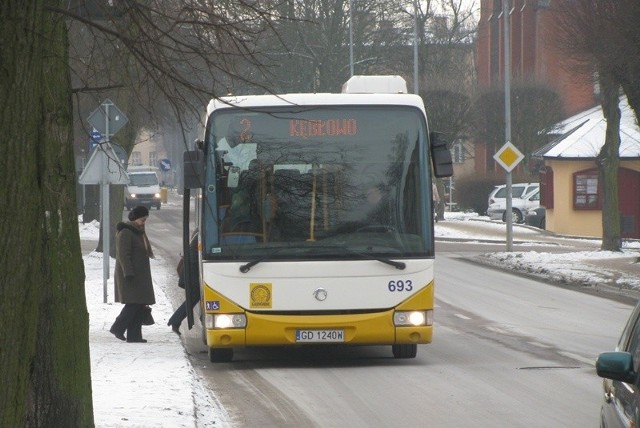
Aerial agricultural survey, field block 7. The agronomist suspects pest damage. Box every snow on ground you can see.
[476,248,640,291]
[81,219,230,428]
[80,211,640,426]
[437,211,640,291]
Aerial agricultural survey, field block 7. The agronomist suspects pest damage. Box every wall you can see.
[546,160,599,237]
[477,0,595,114]
[546,159,640,238]
[129,129,176,186]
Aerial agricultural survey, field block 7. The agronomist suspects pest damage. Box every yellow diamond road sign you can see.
[494,141,524,172]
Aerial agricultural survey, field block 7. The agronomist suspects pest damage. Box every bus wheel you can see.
[209,347,233,363]
[392,344,417,359]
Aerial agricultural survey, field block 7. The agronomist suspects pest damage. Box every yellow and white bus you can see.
[182,76,452,362]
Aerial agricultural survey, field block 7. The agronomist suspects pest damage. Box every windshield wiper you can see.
[336,246,406,270]
[239,246,297,273]
[238,245,406,273]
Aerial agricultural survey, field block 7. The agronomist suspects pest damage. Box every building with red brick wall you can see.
[475,0,597,174]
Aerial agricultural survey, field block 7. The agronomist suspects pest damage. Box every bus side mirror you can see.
[430,132,453,178]
[184,150,204,189]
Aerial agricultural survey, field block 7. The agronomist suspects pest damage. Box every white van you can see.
[125,170,161,210]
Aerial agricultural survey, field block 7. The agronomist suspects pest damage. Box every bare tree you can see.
[471,81,564,171]
[395,0,478,219]
[248,0,412,93]
[1,0,286,425]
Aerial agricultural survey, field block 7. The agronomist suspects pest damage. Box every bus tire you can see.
[392,344,417,359]
[209,347,233,363]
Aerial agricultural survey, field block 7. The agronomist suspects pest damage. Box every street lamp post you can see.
[503,0,513,251]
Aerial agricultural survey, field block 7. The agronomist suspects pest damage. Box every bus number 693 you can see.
[388,280,413,292]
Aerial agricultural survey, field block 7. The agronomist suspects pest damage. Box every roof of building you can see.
[533,97,640,160]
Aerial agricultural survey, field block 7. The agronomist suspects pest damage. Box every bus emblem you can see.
[313,288,328,302]
[250,283,272,308]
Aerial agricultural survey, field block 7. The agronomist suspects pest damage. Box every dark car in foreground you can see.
[596,301,640,427]
[525,207,545,229]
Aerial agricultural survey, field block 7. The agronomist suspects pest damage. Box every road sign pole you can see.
[503,0,513,252]
[86,98,129,302]
[102,101,111,303]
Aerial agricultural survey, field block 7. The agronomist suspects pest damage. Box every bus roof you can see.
[206,92,426,118]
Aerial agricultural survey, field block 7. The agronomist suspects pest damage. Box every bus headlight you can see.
[394,310,433,326]
[154,193,161,198]
[208,314,247,329]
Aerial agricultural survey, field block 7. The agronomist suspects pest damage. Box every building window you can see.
[131,151,142,166]
[573,169,600,210]
[149,151,157,168]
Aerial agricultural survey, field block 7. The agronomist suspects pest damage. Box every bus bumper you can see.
[205,310,433,348]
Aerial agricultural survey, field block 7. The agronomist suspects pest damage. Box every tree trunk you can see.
[597,70,622,252]
[0,1,94,426]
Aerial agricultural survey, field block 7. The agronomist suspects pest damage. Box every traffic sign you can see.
[159,158,171,171]
[112,144,128,169]
[90,129,102,142]
[88,99,128,136]
[493,141,524,172]
[78,143,129,185]
[88,129,102,153]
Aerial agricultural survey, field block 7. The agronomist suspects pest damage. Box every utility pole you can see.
[349,0,354,77]
[413,1,419,94]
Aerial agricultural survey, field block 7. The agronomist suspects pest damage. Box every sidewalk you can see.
[80,220,230,427]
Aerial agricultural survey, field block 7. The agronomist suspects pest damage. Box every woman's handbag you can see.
[141,306,155,325]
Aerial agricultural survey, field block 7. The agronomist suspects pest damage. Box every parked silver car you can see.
[486,184,540,223]
[487,182,539,208]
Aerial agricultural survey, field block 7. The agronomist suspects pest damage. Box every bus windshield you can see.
[202,105,434,261]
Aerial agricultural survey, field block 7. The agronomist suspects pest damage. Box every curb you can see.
[461,255,640,305]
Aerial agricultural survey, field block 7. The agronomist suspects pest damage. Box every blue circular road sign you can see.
[159,159,171,171]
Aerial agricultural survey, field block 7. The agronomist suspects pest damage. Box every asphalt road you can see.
[146,200,630,427]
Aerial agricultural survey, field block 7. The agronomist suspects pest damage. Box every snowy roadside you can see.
[80,219,231,428]
[437,212,640,294]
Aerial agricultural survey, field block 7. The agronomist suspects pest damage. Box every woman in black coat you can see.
[110,205,156,343]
